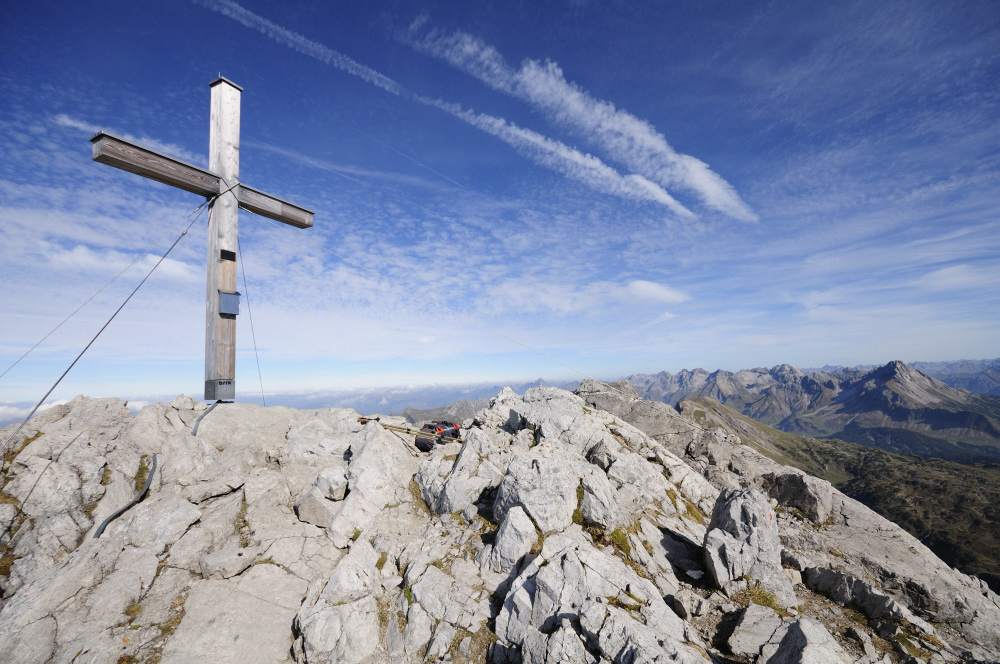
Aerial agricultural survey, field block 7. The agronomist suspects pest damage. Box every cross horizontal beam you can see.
[90,132,314,229]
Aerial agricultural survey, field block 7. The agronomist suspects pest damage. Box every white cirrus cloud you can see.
[424,98,693,215]
[53,114,207,166]
[407,26,758,221]
[483,277,689,316]
[626,280,690,304]
[194,0,689,215]
[914,264,996,291]
[193,0,403,95]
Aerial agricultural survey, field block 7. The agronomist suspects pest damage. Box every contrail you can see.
[424,97,694,215]
[194,0,688,214]
[408,25,758,221]
[195,0,403,96]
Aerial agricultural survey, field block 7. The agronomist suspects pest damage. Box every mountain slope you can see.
[679,396,1000,593]
[629,360,1000,461]
[401,397,491,424]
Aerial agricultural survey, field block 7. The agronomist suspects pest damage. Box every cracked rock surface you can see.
[0,387,997,663]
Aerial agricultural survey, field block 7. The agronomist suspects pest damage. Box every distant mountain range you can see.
[627,359,1000,462]
[798,358,1000,395]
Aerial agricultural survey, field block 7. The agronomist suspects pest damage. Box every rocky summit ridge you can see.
[0,384,998,664]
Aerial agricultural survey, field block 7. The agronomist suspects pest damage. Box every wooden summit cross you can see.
[90,77,314,401]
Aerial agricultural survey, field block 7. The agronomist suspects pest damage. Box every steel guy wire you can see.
[0,183,241,459]
[237,235,266,407]
[2,433,82,537]
[0,202,209,382]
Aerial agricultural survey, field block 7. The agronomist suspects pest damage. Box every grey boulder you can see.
[703,488,796,608]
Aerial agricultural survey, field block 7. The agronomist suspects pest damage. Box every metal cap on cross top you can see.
[90,78,314,402]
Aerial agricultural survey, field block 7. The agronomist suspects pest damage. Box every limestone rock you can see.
[282,408,360,466]
[729,604,787,658]
[160,564,307,664]
[580,467,626,530]
[3,386,999,664]
[672,588,709,620]
[760,471,833,523]
[168,490,243,572]
[295,540,381,664]
[326,421,414,548]
[487,505,537,573]
[493,446,582,534]
[294,486,337,527]
[199,545,259,579]
[703,488,797,608]
[315,465,349,501]
[494,526,694,660]
[426,621,457,660]
[761,617,850,664]
[803,567,935,633]
[578,600,709,664]
[429,427,506,515]
[586,439,616,471]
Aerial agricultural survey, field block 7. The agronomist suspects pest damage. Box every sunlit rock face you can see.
[0,387,997,663]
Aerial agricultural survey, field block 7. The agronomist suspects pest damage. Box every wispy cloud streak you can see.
[53,114,206,166]
[194,0,403,95]
[407,25,758,221]
[423,98,693,213]
[194,0,686,213]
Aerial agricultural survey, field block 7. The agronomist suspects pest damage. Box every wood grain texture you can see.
[205,80,241,387]
[91,134,312,229]
[91,133,220,197]
[239,185,314,228]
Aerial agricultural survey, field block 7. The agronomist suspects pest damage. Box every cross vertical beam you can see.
[205,77,242,400]
[89,78,314,403]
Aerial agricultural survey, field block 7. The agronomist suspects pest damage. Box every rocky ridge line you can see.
[0,384,996,663]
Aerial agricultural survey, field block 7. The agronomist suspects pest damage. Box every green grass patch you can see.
[607,595,642,613]
[124,602,143,624]
[683,499,705,525]
[235,496,250,547]
[377,596,391,634]
[609,529,631,557]
[731,584,792,617]
[664,487,679,512]
[467,627,499,662]
[893,634,931,659]
[529,529,545,555]
[0,555,16,578]
[5,431,43,467]
[158,594,187,635]
[376,553,388,571]
[134,455,150,493]
[409,480,430,515]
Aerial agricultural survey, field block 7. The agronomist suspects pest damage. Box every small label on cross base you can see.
[205,379,235,401]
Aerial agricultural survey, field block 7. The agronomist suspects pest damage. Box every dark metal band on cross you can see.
[90,77,314,401]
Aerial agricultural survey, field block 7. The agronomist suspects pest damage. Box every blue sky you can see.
[1,0,998,413]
